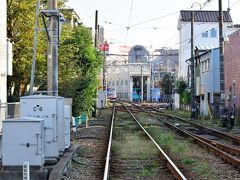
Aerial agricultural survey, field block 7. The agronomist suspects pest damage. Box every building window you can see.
[136,55,141,62]
[108,81,111,86]
[125,80,128,86]
[112,81,115,86]
[210,28,217,38]
[117,81,119,86]
[134,47,142,51]
[121,80,123,85]
[202,59,210,72]
[202,31,208,38]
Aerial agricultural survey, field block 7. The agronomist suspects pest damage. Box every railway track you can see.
[103,102,187,180]
[130,103,240,169]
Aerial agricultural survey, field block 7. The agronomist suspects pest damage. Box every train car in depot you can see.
[107,88,117,101]
[132,87,141,102]
[151,88,161,102]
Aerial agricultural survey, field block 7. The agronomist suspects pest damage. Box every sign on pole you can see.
[98,43,109,52]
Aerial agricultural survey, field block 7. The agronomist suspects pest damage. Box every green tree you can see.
[7,1,103,117]
[7,0,66,101]
[58,25,102,116]
[175,77,187,95]
[175,78,190,104]
[7,0,39,100]
[161,73,174,94]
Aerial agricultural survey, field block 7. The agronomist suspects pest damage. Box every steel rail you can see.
[152,107,240,143]
[122,103,187,180]
[176,115,240,143]
[133,104,240,168]
[103,104,115,180]
[192,133,240,156]
[132,103,240,156]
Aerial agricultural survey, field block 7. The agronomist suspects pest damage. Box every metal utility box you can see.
[57,97,65,154]
[64,106,71,149]
[97,91,106,108]
[20,95,62,159]
[2,117,45,166]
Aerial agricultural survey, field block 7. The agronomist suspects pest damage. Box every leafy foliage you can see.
[175,77,187,95]
[7,0,39,100]
[7,1,103,116]
[181,90,191,104]
[58,25,102,116]
[175,78,190,104]
[161,73,174,94]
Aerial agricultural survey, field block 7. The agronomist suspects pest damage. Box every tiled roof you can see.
[196,44,218,50]
[180,10,232,22]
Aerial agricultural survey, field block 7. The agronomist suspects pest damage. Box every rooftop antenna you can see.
[227,0,231,12]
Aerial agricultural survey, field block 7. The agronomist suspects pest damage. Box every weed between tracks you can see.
[146,127,217,180]
[112,112,161,177]
[112,133,158,159]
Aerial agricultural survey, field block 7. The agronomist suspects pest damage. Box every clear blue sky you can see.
[66,0,240,48]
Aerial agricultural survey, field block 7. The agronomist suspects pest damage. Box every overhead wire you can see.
[125,0,134,43]
[230,0,240,8]
[107,0,217,65]
[106,0,215,45]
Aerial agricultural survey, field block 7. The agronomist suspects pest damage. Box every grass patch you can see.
[145,127,218,179]
[182,158,196,165]
[192,162,217,180]
[111,132,158,159]
[165,109,191,118]
[146,127,188,155]
[139,164,158,177]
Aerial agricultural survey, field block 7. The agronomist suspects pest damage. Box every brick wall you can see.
[224,29,240,108]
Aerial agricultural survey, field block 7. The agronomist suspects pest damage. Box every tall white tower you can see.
[0,0,7,129]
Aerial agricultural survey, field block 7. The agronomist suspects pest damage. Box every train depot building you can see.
[106,63,151,102]
[104,45,151,102]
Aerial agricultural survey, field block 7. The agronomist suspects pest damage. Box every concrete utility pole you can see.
[232,80,236,116]
[219,0,225,116]
[191,11,196,118]
[141,65,143,102]
[94,10,98,48]
[30,0,41,95]
[47,0,58,96]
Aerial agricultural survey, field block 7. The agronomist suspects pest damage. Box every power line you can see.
[130,10,180,28]
[230,0,240,8]
[126,0,134,43]
[106,0,214,35]
[127,0,134,30]
[129,0,214,28]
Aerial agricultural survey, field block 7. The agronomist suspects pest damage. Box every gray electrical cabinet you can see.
[57,97,65,154]
[97,91,106,108]
[64,106,71,149]
[2,117,45,166]
[20,95,61,159]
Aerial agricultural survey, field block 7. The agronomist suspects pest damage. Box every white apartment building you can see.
[177,10,236,79]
